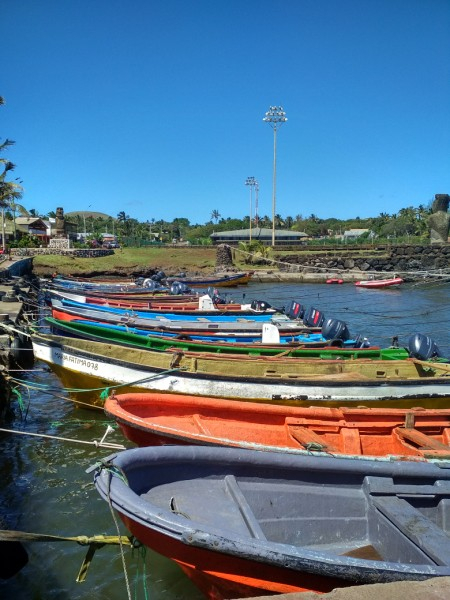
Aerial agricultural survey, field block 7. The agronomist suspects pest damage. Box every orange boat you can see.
[105,392,450,461]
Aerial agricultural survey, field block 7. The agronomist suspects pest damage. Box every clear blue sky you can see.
[2,0,450,225]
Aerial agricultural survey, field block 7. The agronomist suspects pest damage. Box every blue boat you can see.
[53,297,280,322]
[92,445,450,598]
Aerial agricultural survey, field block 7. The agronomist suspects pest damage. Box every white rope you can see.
[233,247,450,280]
[0,426,126,450]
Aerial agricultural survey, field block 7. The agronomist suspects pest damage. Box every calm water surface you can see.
[1,281,449,599]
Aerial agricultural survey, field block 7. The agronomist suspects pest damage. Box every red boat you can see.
[104,392,450,461]
[326,278,343,284]
[355,276,404,289]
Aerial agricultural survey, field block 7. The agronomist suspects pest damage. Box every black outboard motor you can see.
[207,287,226,305]
[321,318,351,342]
[352,335,371,349]
[408,333,445,360]
[285,300,305,320]
[151,271,166,282]
[302,306,325,328]
[170,281,190,295]
[250,300,272,312]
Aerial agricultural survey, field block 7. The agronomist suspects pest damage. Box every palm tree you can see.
[210,209,221,224]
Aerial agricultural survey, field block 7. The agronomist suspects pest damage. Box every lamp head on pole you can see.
[263,105,287,129]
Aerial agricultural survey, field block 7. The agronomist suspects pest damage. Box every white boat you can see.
[355,276,404,289]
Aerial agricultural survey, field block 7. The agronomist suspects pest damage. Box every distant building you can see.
[210,228,308,246]
[342,228,370,240]
[2,217,50,245]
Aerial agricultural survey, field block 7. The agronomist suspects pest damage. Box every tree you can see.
[210,209,221,224]
[0,129,24,242]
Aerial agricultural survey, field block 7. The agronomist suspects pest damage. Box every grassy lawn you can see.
[33,247,221,277]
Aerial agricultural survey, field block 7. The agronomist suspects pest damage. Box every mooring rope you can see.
[0,426,126,449]
[233,246,450,283]
[0,529,134,584]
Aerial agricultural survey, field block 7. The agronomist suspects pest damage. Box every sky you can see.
[2,0,450,225]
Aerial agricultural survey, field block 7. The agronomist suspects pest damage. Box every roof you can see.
[15,217,47,226]
[343,228,369,237]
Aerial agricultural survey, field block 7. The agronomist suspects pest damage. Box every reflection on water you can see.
[1,281,449,598]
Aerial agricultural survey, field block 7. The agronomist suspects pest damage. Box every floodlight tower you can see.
[263,106,287,246]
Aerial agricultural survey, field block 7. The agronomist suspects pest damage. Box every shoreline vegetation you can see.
[30,246,398,283]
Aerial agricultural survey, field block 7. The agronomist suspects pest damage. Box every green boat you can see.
[44,317,410,360]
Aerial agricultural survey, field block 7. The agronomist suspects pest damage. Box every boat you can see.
[326,278,343,284]
[48,300,311,334]
[166,271,253,287]
[51,296,279,320]
[104,391,450,461]
[46,289,201,309]
[30,331,450,406]
[92,445,450,598]
[44,317,377,357]
[355,276,404,289]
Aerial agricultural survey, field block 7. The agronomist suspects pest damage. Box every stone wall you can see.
[276,244,450,274]
[10,248,114,258]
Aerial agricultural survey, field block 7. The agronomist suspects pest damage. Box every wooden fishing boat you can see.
[355,276,404,289]
[52,275,136,286]
[30,331,450,406]
[51,297,278,319]
[49,301,311,334]
[166,271,253,287]
[46,317,338,347]
[44,317,376,357]
[47,281,175,298]
[47,290,253,313]
[47,289,201,309]
[105,392,450,461]
[92,445,450,598]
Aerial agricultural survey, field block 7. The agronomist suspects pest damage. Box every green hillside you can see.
[66,211,113,219]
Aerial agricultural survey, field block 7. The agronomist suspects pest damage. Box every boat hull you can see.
[93,445,450,598]
[104,392,450,461]
[355,277,404,289]
[31,334,450,406]
[167,272,253,287]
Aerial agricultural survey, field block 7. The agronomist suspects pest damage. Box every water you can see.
[1,281,449,599]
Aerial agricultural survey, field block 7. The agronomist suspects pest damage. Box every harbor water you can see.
[1,281,450,599]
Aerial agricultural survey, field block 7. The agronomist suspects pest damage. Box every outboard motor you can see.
[321,318,351,342]
[207,287,226,304]
[142,279,160,291]
[170,281,190,295]
[250,300,272,312]
[285,300,304,320]
[352,335,371,349]
[408,333,444,360]
[151,271,166,282]
[302,306,325,328]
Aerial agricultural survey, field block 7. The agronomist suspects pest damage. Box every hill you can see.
[66,211,113,219]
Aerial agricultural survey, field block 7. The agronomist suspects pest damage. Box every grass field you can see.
[32,246,228,277]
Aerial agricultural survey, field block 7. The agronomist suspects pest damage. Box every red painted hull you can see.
[105,392,450,460]
[120,516,349,598]
[355,277,404,289]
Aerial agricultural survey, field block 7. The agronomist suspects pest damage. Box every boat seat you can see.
[224,475,267,540]
[370,494,450,566]
[286,424,338,453]
[394,427,450,458]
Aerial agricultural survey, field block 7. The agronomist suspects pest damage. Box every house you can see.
[342,228,370,240]
[0,217,50,245]
[210,228,308,246]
